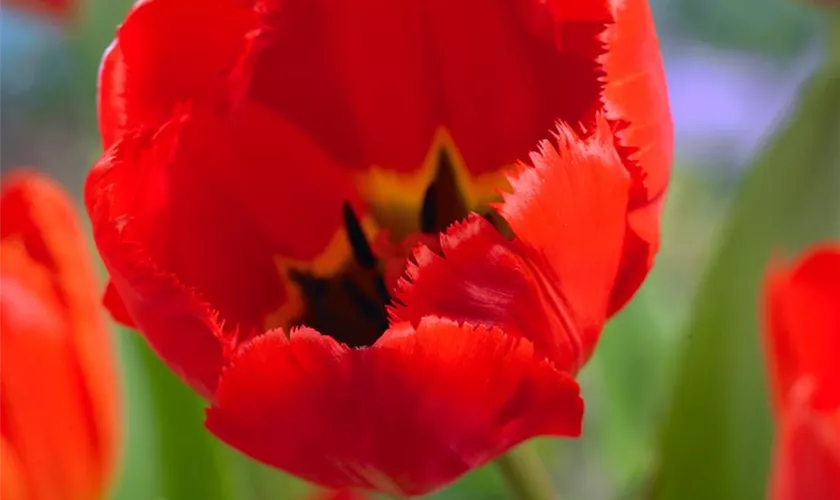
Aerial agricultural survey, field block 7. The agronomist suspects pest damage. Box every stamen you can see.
[343,202,376,269]
[341,277,390,340]
[420,149,469,233]
[482,209,515,240]
[341,201,391,305]
[291,161,478,347]
[289,269,390,348]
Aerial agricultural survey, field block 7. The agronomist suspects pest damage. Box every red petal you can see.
[98,0,257,147]
[768,381,840,500]
[392,118,630,372]
[1,277,100,499]
[601,0,672,202]
[606,211,660,317]
[87,121,231,396]
[103,280,136,328]
[236,0,608,177]
[98,2,670,321]
[207,317,582,496]
[86,101,360,393]
[764,245,840,413]
[1,437,27,500]
[1,171,119,499]
[600,0,673,316]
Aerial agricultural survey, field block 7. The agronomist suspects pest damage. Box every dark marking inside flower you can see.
[289,205,390,348]
[290,150,489,347]
[420,149,469,234]
[343,202,390,304]
[343,202,376,269]
[482,208,515,240]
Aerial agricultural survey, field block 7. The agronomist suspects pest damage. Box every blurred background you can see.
[1,0,838,499]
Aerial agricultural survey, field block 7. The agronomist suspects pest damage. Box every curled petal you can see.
[496,117,630,346]
[207,317,582,496]
[600,0,673,205]
[599,0,673,316]
[393,118,630,372]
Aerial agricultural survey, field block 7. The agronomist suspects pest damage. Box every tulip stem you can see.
[495,446,557,500]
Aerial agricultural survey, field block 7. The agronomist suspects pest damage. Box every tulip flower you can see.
[763,245,840,500]
[1,171,120,500]
[88,0,672,495]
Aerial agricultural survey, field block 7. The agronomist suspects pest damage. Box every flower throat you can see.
[289,150,482,347]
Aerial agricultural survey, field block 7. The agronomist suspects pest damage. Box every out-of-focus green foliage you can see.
[68,0,133,114]
[653,17,840,500]
[110,329,313,500]
[110,330,236,500]
[108,329,159,498]
[577,166,728,498]
[589,288,669,491]
[666,0,818,57]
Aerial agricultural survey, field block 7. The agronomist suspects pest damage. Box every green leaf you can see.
[587,286,671,491]
[652,42,840,500]
[107,330,160,500]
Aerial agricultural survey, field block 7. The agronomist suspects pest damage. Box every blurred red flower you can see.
[87,0,671,495]
[1,171,120,500]
[4,0,74,22]
[763,245,840,500]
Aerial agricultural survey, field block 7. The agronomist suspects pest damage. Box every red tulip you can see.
[4,0,75,22]
[763,245,840,500]
[1,171,120,500]
[88,0,671,495]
